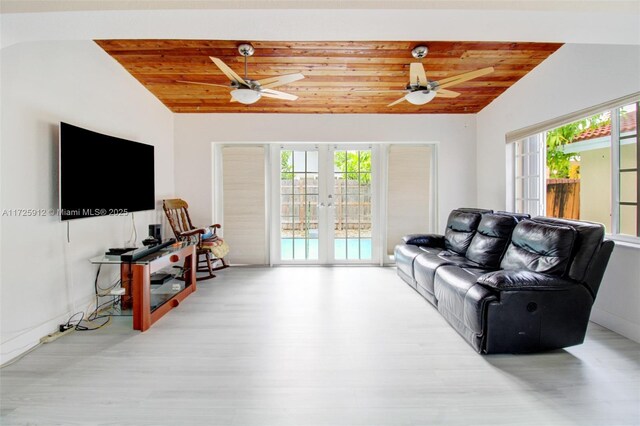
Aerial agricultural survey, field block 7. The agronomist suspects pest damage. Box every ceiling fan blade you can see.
[210,57,247,85]
[410,63,428,86]
[387,97,407,107]
[435,88,461,98]
[352,89,410,93]
[177,80,229,89]
[261,88,298,101]
[437,67,494,89]
[258,73,305,89]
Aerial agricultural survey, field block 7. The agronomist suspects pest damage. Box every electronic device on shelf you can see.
[142,224,162,246]
[105,247,137,260]
[106,247,137,255]
[149,224,162,241]
[120,238,177,262]
[150,272,173,285]
[142,237,160,247]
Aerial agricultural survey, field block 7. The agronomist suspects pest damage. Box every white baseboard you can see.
[0,294,96,366]
[591,307,640,344]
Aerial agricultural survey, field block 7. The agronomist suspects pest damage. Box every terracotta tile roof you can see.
[572,113,636,142]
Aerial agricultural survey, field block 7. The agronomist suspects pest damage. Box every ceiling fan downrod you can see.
[238,43,255,81]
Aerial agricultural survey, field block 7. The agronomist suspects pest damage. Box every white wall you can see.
[3,7,638,49]
[476,43,640,342]
[174,114,477,234]
[0,41,174,364]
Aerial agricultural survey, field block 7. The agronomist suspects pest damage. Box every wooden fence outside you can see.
[546,178,580,220]
[281,177,372,231]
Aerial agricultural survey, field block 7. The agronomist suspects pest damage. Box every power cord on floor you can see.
[61,264,118,333]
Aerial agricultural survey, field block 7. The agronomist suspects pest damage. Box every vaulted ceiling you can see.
[96,40,562,114]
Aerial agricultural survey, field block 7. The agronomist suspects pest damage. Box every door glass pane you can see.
[360,239,372,259]
[293,151,306,172]
[333,149,372,260]
[347,239,360,260]
[293,237,306,260]
[280,150,319,261]
[334,238,347,260]
[281,238,293,260]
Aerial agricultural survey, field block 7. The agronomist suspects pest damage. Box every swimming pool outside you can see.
[280,238,372,260]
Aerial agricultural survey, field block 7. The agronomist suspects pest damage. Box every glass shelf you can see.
[87,242,196,331]
[149,268,189,313]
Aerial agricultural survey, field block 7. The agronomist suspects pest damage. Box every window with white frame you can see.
[511,97,639,241]
[514,134,546,217]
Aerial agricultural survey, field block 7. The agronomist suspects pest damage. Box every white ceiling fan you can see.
[178,44,304,105]
[363,46,495,107]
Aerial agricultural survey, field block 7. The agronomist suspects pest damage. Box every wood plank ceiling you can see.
[96,40,562,114]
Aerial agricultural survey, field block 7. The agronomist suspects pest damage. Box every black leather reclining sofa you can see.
[395,208,614,354]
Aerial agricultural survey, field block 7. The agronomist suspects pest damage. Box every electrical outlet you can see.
[40,327,75,344]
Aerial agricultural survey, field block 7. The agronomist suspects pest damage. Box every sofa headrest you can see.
[532,217,605,282]
[495,211,531,222]
[500,220,576,276]
[456,207,494,215]
[465,213,519,268]
[447,209,483,232]
[477,213,519,238]
[444,209,484,255]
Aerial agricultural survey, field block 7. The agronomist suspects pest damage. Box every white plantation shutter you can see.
[222,146,267,264]
[386,145,432,255]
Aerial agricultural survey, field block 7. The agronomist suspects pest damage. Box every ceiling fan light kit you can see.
[231,88,262,104]
[405,90,437,105]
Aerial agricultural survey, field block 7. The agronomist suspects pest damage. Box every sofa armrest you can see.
[402,234,445,248]
[477,270,578,291]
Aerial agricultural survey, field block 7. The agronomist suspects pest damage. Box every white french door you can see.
[271,144,378,265]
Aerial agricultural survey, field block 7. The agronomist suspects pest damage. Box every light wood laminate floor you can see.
[1,267,639,425]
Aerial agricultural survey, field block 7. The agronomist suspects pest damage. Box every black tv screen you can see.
[59,122,155,221]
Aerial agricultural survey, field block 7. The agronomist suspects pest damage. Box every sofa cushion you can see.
[394,244,424,284]
[414,251,479,297]
[465,214,519,268]
[434,266,496,334]
[532,217,605,283]
[500,220,576,276]
[444,210,483,255]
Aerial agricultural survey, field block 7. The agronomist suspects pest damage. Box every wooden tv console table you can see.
[91,242,196,331]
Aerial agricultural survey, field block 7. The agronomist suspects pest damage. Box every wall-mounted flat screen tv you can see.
[59,122,155,221]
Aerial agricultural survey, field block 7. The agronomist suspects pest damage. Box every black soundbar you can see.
[120,238,177,262]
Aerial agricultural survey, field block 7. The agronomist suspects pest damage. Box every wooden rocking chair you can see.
[163,198,230,281]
